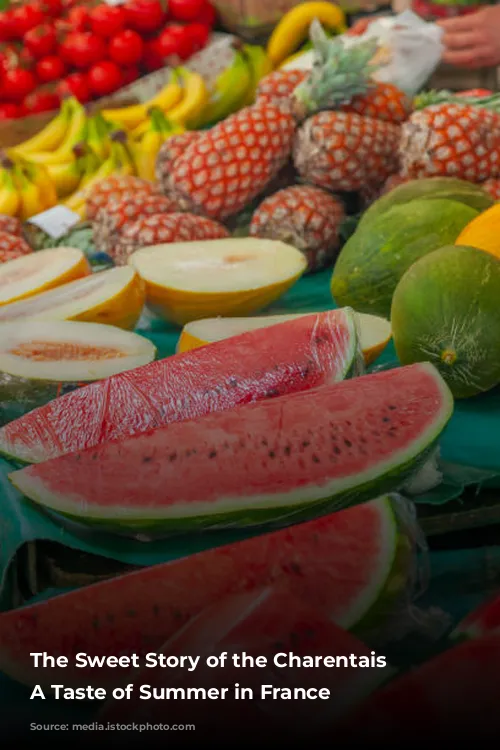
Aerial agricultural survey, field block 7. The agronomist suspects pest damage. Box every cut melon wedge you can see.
[0,321,156,382]
[0,246,90,306]
[128,238,307,326]
[0,320,156,425]
[0,267,145,330]
[178,311,392,365]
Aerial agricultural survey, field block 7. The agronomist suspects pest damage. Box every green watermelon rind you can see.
[10,435,450,535]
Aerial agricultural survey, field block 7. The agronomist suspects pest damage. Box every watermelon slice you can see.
[0,497,404,689]
[452,592,500,641]
[9,363,453,531]
[100,587,394,733]
[335,635,500,741]
[0,309,360,465]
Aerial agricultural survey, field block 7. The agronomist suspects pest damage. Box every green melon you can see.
[331,198,478,319]
[360,178,493,228]
[391,245,500,399]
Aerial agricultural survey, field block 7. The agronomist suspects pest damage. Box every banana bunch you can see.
[63,131,135,218]
[0,152,57,219]
[129,108,185,181]
[190,41,272,129]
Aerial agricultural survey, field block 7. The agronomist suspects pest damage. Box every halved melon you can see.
[128,238,307,326]
[0,246,90,306]
[0,267,145,330]
[0,320,156,425]
[177,311,392,365]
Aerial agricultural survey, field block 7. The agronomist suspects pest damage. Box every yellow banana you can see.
[13,165,44,220]
[266,2,346,67]
[102,71,184,130]
[242,44,273,105]
[167,68,208,128]
[19,160,58,210]
[0,163,20,217]
[86,112,112,161]
[45,143,92,199]
[130,110,175,181]
[11,98,74,157]
[14,99,88,166]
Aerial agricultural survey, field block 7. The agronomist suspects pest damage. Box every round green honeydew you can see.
[331,198,478,319]
[391,245,500,399]
[359,177,493,228]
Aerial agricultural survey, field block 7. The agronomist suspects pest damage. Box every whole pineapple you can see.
[86,176,160,221]
[0,215,23,237]
[164,24,398,221]
[92,193,180,255]
[483,178,500,201]
[401,101,500,181]
[255,70,309,105]
[250,185,345,272]
[111,212,229,266]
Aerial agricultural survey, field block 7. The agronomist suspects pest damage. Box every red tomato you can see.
[59,31,107,69]
[88,60,122,96]
[121,66,139,85]
[19,47,37,68]
[108,29,144,65]
[64,7,89,32]
[23,24,57,59]
[124,0,165,33]
[89,5,125,38]
[56,72,90,102]
[23,89,60,113]
[197,2,216,26]
[0,11,15,42]
[0,102,20,119]
[185,22,210,52]
[40,0,63,16]
[169,0,206,22]
[2,67,37,102]
[166,23,195,59]
[36,55,66,82]
[156,29,180,58]
[142,37,164,71]
[10,4,44,38]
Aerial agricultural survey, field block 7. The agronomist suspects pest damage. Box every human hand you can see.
[438,7,500,69]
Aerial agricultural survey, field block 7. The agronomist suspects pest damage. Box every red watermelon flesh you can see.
[9,363,453,530]
[452,592,500,641]
[100,587,393,733]
[0,497,399,690]
[334,635,500,741]
[0,309,359,465]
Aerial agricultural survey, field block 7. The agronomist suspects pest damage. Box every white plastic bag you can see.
[343,10,444,96]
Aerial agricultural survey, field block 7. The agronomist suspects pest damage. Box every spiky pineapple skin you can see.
[155,132,201,193]
[294,111,401,192]
[255,70,309,106]
[111,212,229,266]
[342,82,412,124]
[0,231,32,263]
[86,176,160,221]
[92,194,180,255]
[250,185,345,272]
[166,103,296,222]
[400,103,500,181]
[0,215,23,237]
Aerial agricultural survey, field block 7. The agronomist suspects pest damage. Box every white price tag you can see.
[104,0,126,5]
[28,205,81,239]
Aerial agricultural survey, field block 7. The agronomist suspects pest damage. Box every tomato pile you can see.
[0,0,216,119]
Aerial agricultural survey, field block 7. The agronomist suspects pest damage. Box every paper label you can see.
[28,205,81,239]
[104,0,126,5]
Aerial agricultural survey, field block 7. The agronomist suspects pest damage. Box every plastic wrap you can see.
[0,493,447,691]
[0,309,363,465]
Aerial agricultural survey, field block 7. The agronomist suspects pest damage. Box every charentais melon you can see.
[0,321,156,425]
[359,177,493,229]
[9,363,454,531]
[331,198,478,318]
[0,495,408,689]
[0,309,360,465]
[391,245,500,399]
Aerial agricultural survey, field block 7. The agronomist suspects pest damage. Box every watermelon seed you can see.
[266,388,279,396]
[388,405,397,410]
[153,605,160,616]
[92,453,98,460]
[142,456,152,463]
[261,438,268,446]
[169,452,177,461]
[284,445,291,456]
[92,618,100,630]
[208,450,217,458]
[302,440,310,447]
[333,445,341,455]
[344,439,352,447]
[382,417,390,423]
[312,454,320,463]
[268,451,276,458]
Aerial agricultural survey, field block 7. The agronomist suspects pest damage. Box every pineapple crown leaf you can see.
[293,21,382,115]
[414,88,500,112]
